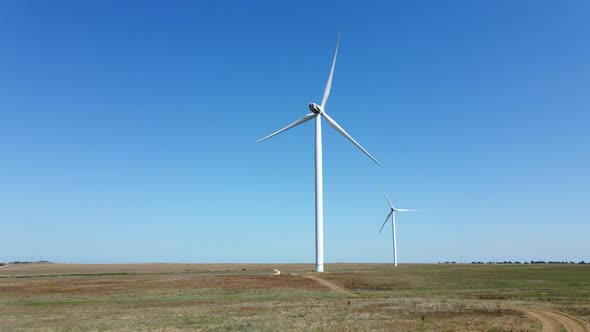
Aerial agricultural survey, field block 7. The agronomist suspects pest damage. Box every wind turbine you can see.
[378,192,421,267]
[257,34,380,272]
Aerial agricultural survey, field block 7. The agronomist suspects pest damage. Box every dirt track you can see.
[303,274,356,296]
[508,305,590,332]
[303,274,590,332]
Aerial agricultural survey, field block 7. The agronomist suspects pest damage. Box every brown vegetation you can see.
[1,263,588,331]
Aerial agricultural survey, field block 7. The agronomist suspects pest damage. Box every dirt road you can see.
[303,274,590,332]
[508,305,590,332]
[302,274,356,296]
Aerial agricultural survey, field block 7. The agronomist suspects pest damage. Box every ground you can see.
[0,263,589,331]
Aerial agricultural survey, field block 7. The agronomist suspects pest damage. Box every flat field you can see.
[0,263,589,331]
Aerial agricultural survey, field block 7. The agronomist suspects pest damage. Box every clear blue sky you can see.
[1,1,588,264]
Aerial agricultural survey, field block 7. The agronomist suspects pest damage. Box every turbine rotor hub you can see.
[309,103,323,114]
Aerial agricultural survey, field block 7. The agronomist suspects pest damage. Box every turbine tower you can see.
[257,34,380,272]
[379,192,421,267]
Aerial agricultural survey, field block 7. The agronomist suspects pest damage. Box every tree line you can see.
[437,260,588,265]
[0,260,52,266]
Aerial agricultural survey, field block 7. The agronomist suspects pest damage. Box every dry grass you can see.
[1,263,587,331]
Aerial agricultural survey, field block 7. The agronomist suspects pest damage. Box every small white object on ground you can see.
[272,269,281,275]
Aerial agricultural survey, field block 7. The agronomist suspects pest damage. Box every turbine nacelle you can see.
[308,102,323,114]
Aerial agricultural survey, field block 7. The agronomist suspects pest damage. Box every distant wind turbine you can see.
[379,192,421,267]
[257,34,380,272]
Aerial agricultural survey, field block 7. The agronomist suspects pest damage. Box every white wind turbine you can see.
[257,34,380,272]
[379,192,421,267]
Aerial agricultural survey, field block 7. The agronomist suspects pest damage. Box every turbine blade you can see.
[257,113,317,143]
[384,192,394,209]
[321,33,340,109]
[378,210,394,234]
[321,112,381,165]
[395,209,422,212]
